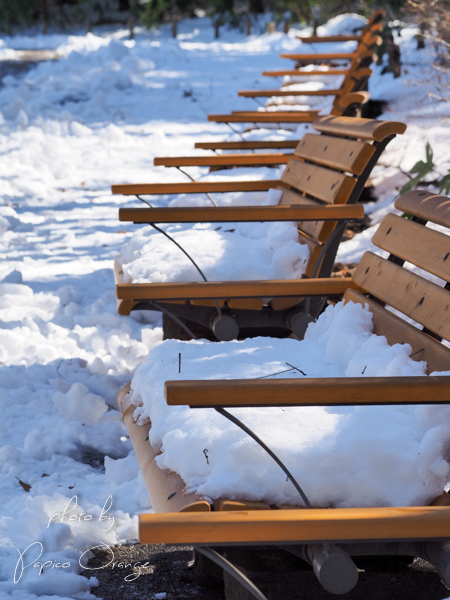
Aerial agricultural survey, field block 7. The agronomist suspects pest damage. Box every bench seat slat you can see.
[164,376,450,408]
[118,385,210,513]
[312,116,407,141]
[352,252,450,341]
[373,213,450,282]
[395,190,450,229]
[277,189,336,242]
[294,133,376,176]
[118,204,364,224]
[281,159,356,204]
[116,278,359,301]
[139,507,450,545]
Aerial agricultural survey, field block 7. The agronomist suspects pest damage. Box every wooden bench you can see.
[123,190,450,598]
[281,29,381,67]
[207,34,380,127]
[248,30,380,99]
[154,92,370,171]
[113,116,405,341]
[262,47,375,79]
[296,10,384,45]
[208,66,374,127]
[193,91,369,153]
[297,21,383,45]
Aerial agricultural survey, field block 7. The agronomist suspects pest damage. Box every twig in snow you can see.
[410,348,425,357]
[257,367,296,379]
[285,362,307,376]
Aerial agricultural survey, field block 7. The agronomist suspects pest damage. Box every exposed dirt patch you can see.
[82,543,449,600]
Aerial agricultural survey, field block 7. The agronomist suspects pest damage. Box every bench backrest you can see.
[344,190,450,373]
[275,116,406,279]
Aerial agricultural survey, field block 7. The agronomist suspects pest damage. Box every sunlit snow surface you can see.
[1,12,450,599]
[128,300,450,508]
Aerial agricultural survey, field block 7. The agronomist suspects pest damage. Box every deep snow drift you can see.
[127,300,450,509]
[0,11,449,599]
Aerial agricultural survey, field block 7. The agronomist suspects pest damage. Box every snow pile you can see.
[316,13,367,37]
[128,300,450,508]
[118,196,310,284]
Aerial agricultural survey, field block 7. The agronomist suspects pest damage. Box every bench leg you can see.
[197,546,269,600]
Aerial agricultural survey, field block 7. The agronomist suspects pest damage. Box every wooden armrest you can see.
[164,376,450,408]
[116,278,358,302]
[154,153,291,168]
[208,113,318,123]
[119,204,364,224]
[280,52,356,61]
[232,109,321,116]
[111,180,279,195]
[263,69,349,77]
[238,89,341,98]
[297,34,362,43]
[194,141,299,151]
[139,507,450,545]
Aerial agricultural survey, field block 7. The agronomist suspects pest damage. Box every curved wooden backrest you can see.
[345,190,450,373]
[312,116,407,141]
[276,116,406,271]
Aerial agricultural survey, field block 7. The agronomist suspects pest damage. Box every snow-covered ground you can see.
[1,13,450,599]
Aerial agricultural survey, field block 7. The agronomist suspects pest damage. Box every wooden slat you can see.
[352,252,450,341]
[139,507,450,545]
[114,258,140,316]
[344,289,450,374]
[280,158,356,204]
[214,499,271,511]
[119,385,210,513]
[395,190,450,229]
[297,231,323,277]
[336,90,370,110]
[116,277,360,301]
[298,34,362,43]
[164,376,450,408]
[208,113,317,123]
[312,116,407,141]
[238,88,342,98]
[280,52,356,61]
[372,213,450,282]
[294,133,375,176]
[278,188,336,242]
[348,66,373,82]
[231,110,321,116]
[111,180,279,195]
[154,154,291,168]
[263,69,349,77]
[225,298,263,310]
[118,204,364,224]
[194,141,299,150]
